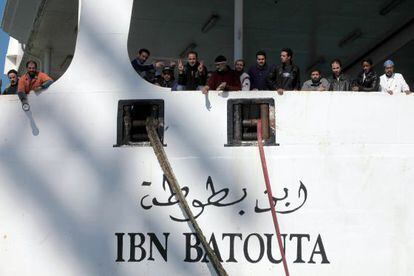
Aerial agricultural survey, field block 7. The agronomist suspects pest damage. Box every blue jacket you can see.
[131,59,155,82]
[247,64,272,90]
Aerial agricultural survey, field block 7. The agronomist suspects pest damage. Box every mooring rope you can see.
[257,119,290,276]
[146,117,228,276]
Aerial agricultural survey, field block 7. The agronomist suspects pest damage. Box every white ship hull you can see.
[1,0,413,275]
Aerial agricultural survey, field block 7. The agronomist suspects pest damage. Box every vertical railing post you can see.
[234,0,244,61]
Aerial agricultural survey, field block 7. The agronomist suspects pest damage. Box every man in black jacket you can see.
[352,58,380,92]
[267,48,300,95]
[328,59,351,91]
[2,69,18,95]
[177,51,207,90]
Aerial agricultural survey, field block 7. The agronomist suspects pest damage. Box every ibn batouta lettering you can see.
[114,232,329,264]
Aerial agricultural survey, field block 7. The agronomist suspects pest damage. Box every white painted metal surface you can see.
[1,0,414,275]
[3,37,23,73]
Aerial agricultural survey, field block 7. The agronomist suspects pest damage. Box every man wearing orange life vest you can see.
[17,60,53,94]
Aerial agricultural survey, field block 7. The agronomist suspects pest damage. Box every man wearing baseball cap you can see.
[155,66,177,89]
[380,60,411,95]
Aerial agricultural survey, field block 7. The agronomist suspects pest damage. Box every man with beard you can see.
[267,48,301,95]
[17,60,53,94]
[202,55,241,94]
[234,59,250,91]
[177,51,207,90]
[301,69,329,91]
[352,58,380,92]
[247,51,272,90]
[2,69,19,95]
[379,60,410,95]
[328,59,351,91]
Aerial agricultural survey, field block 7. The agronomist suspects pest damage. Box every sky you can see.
[0,0,10,91]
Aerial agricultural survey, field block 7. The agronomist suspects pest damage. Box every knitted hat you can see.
[214,55,227,63]
[383,60,394,67]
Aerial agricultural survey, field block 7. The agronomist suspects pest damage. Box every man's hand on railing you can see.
[216,82,226,91]
[202,85,209,94]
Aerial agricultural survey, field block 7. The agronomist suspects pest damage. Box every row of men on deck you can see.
[131,48,411,95]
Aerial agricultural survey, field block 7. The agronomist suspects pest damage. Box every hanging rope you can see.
[146,117,228,276]
[257,119,290,276]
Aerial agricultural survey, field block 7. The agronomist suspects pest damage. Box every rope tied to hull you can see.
[257,119,290,276]
[145,117,228,276]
